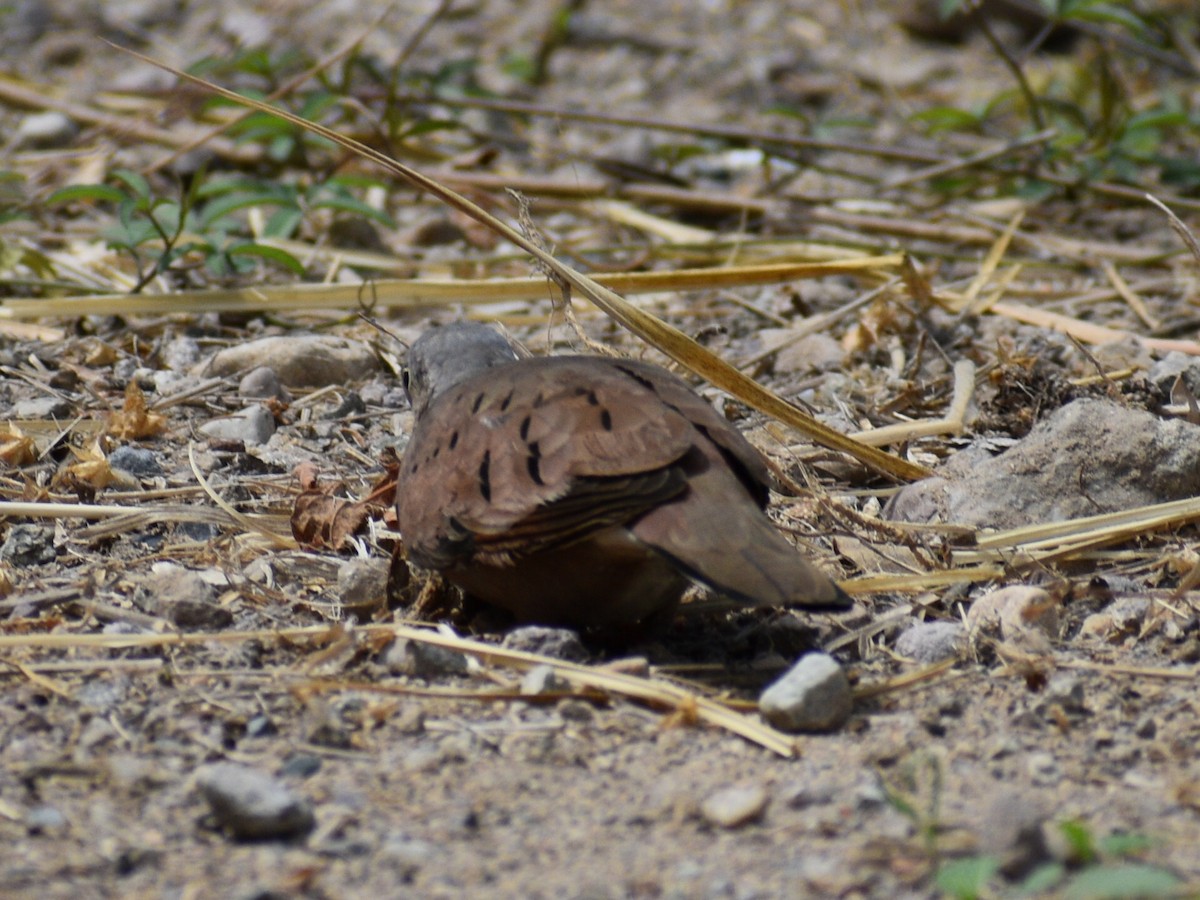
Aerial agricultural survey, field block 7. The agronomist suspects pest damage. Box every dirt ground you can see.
[2,1,1200,897]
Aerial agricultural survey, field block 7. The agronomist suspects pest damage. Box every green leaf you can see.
[1019,861,1067,895]
[935,856,1000,900]
[309,193,395,228]
[226,241,305,275]
[197,190,298,229]
[1058,0,1146,32]
[1059,820,1097,864]
[909,106,983,134]
[1063,863,1181,900]
[46,183,128,206]
[110,169,152,201]
[263,206,303,239]
[1098,831,1153,858]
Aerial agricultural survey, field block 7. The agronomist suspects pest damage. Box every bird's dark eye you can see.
[401,367,410,392]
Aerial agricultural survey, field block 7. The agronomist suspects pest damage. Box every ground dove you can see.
[397,322,851,632]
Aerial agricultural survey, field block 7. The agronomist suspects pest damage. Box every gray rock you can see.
[700,785,769,829]
[777,332,846,374]
[0,524,56,566]
[203,335,377,388]
[336,557,390,615]
[12,396,73,419]
[25,805,67,835]
[1149,351,1200,395]
[13,111,77,149]
[895,620,964,662]
[162,336,203,372]
[886,398,1200,529]
[384,637,469,678]
[501,626,589,662]
[138,564,233,630]
[199,404,276,445]
[759,652,852,733]
[196,762,314,841]
[109,445,163,478]
[239,365,291,402]
[1042,673,1085,714]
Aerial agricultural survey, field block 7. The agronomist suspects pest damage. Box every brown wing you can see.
[602,358,773,508]
[398,356,697,569]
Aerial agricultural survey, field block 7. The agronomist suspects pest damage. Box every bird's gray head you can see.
[404,321,520,417]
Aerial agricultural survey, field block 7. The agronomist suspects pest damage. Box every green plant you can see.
[906,0,1200,199]
[934,819,1181,900]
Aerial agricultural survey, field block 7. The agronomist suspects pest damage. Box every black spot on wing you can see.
[478,450,492,502]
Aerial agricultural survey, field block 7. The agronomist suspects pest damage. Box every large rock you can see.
[202,335,377,388]
[886,399,1200,529]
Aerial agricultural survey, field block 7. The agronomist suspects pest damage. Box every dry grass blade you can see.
[0,259,903,319]
[110,45,929,483]
[848,359,975,447]
[1145,192,1200,267]
[187,444,296,549]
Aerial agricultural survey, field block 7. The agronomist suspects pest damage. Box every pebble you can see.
[162,336,203,372]
[13,111,77,149]
[239,366,291,402]
[137,564,233,630]
[198,404,276,446]
[25,805,68,835]
[894,620,964,662]
[520,663,570,695]
[278,753,322,779]
[203,335,378,388]
[502,626,589,662]
[336,557,390,616]
[1042,673,1085,714]
[965,585,1058,644]
[383,637,469,678]
[700,785,769,829]
[12,396,74,419]
[759,652,852,733]
[196,762,315,841]
[1025,752,1061,786]
[0,524,57,567]
[108,445,164,478]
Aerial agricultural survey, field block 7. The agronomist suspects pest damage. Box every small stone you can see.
[520,664,569,695]
[162,336,203,372]
[138,564,233,630]
[0,524,56,567]
[108,445,163,478]
[13,111,77,149]
[895,620,964,662]
[700,785,768,829]
[1026,752,1060,786]
[12,396,74,419]
[502,626,589,662]
[383,637,469,678]
[1042,674,1085,714]
[196,763,315,841]
[278,753,322,779]
[777,332,846,374]
[239,366,291,402]
[198,404,276,446]
[336,557,390,615]
[759,652,852,733]
[25,805,67,835]
[1134,715,1157,739]
[965,585,1058,644]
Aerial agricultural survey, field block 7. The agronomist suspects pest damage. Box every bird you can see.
[396,321,851,633]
